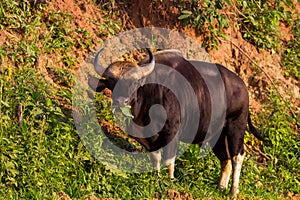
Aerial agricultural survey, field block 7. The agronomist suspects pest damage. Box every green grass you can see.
[0,0,299,199]
[0,68,299,199]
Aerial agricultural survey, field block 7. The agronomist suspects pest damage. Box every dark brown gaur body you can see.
[88,48,263,199]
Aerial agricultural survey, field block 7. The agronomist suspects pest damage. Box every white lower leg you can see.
[219,159,232,190]
[150,150,161,174]
[231,152,245,199]
[220,135,232,190]
[164,156,176,179]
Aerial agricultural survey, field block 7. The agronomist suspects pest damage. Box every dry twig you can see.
[18,103,23,129]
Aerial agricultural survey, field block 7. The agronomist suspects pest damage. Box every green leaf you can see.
[178,14,191,20]
[181,10,193,15]
[0,100,10,107]
[22,120,28,133]
[223,0,231,5]
[46,98,52,107]
[120,106,134,119]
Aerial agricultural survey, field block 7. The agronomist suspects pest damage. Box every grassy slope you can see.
[0,0,299,199]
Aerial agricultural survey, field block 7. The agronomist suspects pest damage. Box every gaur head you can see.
[88,48,155,107]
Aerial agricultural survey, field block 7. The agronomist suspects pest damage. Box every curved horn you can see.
[94,48,106,75]
[136,48,155,78]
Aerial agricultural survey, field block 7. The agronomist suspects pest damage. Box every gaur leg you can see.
[230,151,245,199]
[162,135,179,179]
[212,130,232,191]
[226,115,247,199]
[150,150,161,175]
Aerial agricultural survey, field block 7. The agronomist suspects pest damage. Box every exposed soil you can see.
[156,189,194,200]
[38,0,299,110]
[57,189,194,200]
[2,0,298,107]
[116,0,299,110]
[43,0,103,70]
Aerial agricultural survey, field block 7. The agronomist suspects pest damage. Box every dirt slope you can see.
[40,0,299,112]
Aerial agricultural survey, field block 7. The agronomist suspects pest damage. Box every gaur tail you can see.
[248,113,263,141]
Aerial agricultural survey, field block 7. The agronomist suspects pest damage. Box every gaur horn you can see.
[135,48,155,79]
[94,48,106,75]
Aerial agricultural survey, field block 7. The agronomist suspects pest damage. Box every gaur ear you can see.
[88,76,106,92]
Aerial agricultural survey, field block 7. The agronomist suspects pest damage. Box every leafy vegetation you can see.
[0,0,299,199]
[179,0,300,80]
[179,0,294,49]
[281,17,300,80]
[178,0,230,50]
[236,0,293,49]
[255,88,299,194]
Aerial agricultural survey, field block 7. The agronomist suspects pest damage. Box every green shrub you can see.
[236,0,292,49]
[178,0,230,50]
